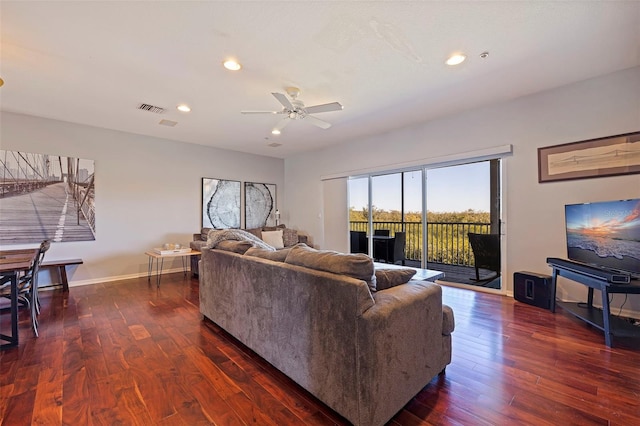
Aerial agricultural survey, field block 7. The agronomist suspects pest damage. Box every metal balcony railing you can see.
[350,221,491,267]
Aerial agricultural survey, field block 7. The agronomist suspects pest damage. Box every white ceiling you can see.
[1,1,639,159]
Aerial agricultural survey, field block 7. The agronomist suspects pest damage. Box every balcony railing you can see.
[350,221,491,267]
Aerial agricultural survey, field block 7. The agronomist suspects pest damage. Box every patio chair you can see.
[386,231,406,265]
[468,233,500,282]
[350,231,367,254]
[373,230,392,262]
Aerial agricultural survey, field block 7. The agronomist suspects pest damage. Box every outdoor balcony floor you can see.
[397,260,501,289]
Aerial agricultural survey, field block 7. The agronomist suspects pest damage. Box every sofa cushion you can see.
[375,268,417,291]
[261,230,284,249]
[201,227,214,241]
[285,243,376,291]
[190,240,208,251]
[216,240,253,254]
[245,246,291,262]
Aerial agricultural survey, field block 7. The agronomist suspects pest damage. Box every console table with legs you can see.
[547,257,640,347]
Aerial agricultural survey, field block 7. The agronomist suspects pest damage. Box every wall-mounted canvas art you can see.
[245,182,276,229]
[0,150,96,244]
[202,178,241,229]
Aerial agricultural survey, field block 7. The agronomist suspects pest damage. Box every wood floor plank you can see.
[32,367,63,425]
[1,274,640,425]
[2,388,35,425]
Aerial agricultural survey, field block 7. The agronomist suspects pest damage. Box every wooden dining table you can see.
[0,248,39,349]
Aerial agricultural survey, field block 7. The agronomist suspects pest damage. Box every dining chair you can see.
[0,240,50,337]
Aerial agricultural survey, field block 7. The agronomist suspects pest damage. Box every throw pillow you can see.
[282,228,298,247]
[215,240,253,254]
[245,227,263,239]
[262,230,284,249]
[284,243,376,291]
[245,247,291,262]
[375,268,417,291]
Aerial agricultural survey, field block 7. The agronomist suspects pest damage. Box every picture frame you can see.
[0,150,96,244]
[538,131,640,183]
[245,182,276,229]
[202,178,241,229]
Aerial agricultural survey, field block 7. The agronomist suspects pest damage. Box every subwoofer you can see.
[514,271,552,310]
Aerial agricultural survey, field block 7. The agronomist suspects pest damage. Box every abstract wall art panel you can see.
[245,182,276,229]
[0,150,96,244]
[202,178,241,229]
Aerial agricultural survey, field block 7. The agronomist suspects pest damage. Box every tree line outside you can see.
[349,207,491,265]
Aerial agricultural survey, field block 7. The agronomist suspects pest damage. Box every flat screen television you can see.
[565,198,640,278]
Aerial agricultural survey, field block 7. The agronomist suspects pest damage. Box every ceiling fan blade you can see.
[304,115,332,129]
[272,118,291,133]
[272,92,294,110]
[241,110,282,114]
[304,102,343,114]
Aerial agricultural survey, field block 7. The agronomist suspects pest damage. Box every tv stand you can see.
[547,258,640,347]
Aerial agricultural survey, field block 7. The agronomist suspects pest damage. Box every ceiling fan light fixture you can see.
[177,104,191,112]
[446,53,466,66]
[223,59,242,71]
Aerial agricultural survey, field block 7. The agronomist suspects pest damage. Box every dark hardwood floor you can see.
[1,273,640,425]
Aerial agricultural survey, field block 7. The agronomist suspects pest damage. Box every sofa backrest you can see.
[283,243,376,291]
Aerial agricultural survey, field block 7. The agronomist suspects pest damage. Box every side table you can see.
[145,249,201,287]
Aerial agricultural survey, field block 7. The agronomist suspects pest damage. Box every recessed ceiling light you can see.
[223,59,242,71]
[177,104,191,112]
[271,129,281,135]
[446,53,466,66]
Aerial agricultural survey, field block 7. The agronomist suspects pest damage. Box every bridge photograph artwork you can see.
[538,131,640,183]
[0,150,95,245]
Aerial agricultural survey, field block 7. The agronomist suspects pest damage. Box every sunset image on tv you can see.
[565,199,640,275]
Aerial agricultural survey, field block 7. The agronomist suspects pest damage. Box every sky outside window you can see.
[349,162,490,213]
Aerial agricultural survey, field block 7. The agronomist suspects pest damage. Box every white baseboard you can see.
[39,266,192,289]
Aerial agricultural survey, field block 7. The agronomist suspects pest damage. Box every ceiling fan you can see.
[241,87,343,134]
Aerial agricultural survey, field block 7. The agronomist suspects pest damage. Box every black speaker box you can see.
[514,271,552,310]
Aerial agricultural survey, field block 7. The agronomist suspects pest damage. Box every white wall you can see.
[284,67,640,315]
[0,112,284,286]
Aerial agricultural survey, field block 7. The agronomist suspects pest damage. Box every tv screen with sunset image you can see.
[565,199,640,277]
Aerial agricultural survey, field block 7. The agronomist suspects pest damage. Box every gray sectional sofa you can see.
[199,241,454,426]
[190,225,308,276]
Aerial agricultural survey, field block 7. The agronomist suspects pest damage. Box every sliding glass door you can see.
[348,159,501,290]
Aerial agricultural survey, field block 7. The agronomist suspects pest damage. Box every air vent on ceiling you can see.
[159,119,178,127]
[268,142,282,148]
[138,103,165,114]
